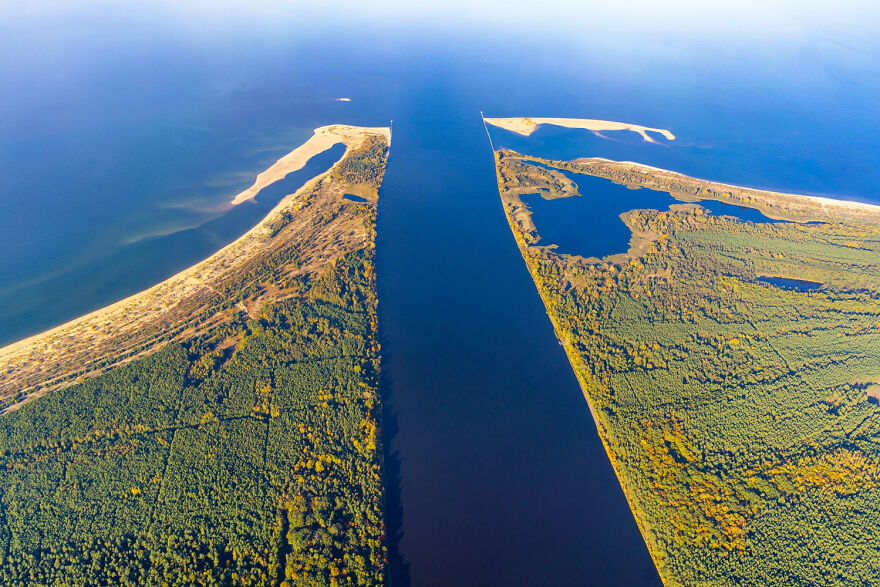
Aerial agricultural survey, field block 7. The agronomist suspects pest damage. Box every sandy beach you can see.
[231,125,391,205]
[604,158,880,217]
[484,116,676,143]
[0,124,391,408]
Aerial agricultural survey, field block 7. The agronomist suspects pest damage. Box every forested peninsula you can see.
[0,125,390,586]
[495,147,880,586]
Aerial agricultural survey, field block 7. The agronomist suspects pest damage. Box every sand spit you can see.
[502,146,880,230]
[0,125,390,409]
[593,158,880,218]
[231,125,390,205]
[484,116,676,143]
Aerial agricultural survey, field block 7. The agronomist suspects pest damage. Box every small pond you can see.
[757,276,823,291]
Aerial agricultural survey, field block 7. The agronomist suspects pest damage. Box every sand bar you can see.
[484,116,676,143]
[231,124,391,205]
[603,158,880,216]
[0,125,390,408]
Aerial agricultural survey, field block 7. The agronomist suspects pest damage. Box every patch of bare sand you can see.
[484,116,676,143]
[231,124,391,205]
[0,124,390,407]
[598,158,880,218]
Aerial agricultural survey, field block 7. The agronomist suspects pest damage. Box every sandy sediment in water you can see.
[0,124,390,410]
[483,116,676,143]
[231,125,391,205]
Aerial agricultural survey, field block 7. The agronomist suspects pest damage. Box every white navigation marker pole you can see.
[480,111,496,154]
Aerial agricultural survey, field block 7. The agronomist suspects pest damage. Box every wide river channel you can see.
[375,93,659,586]
[4,14,880,586]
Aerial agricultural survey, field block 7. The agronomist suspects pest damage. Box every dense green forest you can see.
[495,150,880,586]
[0,132,389,586]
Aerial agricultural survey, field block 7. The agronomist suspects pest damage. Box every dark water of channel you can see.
[376,97,659,586]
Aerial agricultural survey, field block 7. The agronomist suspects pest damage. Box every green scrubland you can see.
[0,135,389,586]
[496,149,880,586]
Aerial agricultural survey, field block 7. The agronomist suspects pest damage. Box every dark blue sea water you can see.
[2,5,879,585]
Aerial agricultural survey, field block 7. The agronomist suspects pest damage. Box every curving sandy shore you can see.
[558,153,880,223]
[599,158,880,217]
[0,124,391,409]
[483,116,676,143]
[231,125,391,205]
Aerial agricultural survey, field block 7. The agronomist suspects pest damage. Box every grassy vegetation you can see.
[0,131,390,586]
[495,149,880,586]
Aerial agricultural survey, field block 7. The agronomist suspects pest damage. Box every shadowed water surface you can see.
[377,91,659,586]
[757,276,823,291]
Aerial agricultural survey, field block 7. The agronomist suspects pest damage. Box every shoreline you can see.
[490,151,668,583]
[231,125,392,205]
[0,125,391,408]
[588,157,880,217]
[505,149,880,224]
[484,116,676,143]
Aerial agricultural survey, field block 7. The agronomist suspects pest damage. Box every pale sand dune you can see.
[230,124,390,205]
[484,116,676,143]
